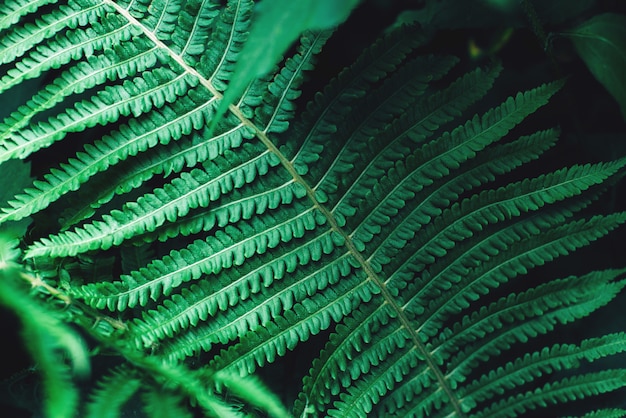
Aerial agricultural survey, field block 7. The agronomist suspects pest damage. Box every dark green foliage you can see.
[1,1,626,417]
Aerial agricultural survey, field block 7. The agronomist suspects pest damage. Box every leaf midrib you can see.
[104,1,465,415]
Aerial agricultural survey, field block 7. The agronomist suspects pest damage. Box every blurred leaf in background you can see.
[566,13,626,122]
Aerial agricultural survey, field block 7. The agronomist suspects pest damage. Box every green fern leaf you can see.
[461,331,626,406]
[0,0,58,32]
[0,0,108,66]
[141,389,194,418]
[439,268,626,381]
[74,206,329,313]
[85,366,142,418]
[0,261,88,418]
[24,149,288,257]
[474,370,626,417]
[2,1,626,417]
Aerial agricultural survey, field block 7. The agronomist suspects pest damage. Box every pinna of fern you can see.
[1,0,626,417]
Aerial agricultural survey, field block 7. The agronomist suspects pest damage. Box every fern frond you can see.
[289,26,426,177]
[53,114,247,228]
[158,267,371,363]
[308,80,563,213]
[198,0,253,89]
[0,12,139,97]
[473,370,626,418]
[1,68,196,163]
[2,1,626,417]
[23,32,328,229]
[0,260,88,418]
[253,31,331,135]
[0,0,107,66]
[394,162,626,312]
[73,205,326,311]
[25,147,291,257]
[0,36,159,144]
[300,268,626,417]
[0,0,58,32]
[349,127,560,253]
[141,387,194,418]
[85,366,142,418]
[440,268,626,362]
[213,370,291,418]
[407,158,615,245]
[414,212,620,337]
[3,114,247,226]
[461,332,626,406]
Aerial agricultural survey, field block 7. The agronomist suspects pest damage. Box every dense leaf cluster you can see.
[1,0,626,417]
